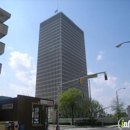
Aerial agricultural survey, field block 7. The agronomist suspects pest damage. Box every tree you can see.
[82,99,105,118]
[111,98,125,118]
[59,88,82,124]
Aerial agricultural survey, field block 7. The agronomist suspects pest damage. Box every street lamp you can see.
[116,41,130,48]
[116,87,125,120]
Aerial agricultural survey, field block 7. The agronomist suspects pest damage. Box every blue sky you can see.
[0,0,130,114]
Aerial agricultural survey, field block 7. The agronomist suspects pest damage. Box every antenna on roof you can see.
[54,2,58,13]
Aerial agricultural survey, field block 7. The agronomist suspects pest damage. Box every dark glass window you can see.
[32,104,42,124]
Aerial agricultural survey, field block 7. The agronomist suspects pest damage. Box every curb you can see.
[105,125,118,128]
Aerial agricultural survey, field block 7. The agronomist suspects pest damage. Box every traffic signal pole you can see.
[56,71,108,130]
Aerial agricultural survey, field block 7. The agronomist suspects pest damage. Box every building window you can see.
[32,104,42,124]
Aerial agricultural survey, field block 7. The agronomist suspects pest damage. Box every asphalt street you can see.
[48,125,129,130]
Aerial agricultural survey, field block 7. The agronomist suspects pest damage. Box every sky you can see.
[0,0,130,114]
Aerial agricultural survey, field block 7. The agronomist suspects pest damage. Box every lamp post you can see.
[116,87,125,120]
[116,41,130,48]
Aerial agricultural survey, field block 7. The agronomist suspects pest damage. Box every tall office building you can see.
[35,12,88,102]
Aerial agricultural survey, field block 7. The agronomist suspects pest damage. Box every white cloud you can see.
[91,86,115,114]
[8,47,13,50]
[8,51,36,96]
[124,82,130,88]
[9,51,34,70]
[97,96,115,114]
[97,51,104,61]
[87,71,94,75]
[93,75,117,88]
[10,83,35,96]
[0,88,7,96]
[91,87,104,97]
[1,70,6,76]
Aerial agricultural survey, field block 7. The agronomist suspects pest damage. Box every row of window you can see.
[62,50,86,66]
[36,70,61,79]
[62,57,86,71]
[38,37,60,51]
[37,68,61,76]
[37,64,61,74]
[39,30,60,43]
[36,71,61,80]
[36,81,61,89]
[40,26,60,39]
[61,18,84,38]
[36,77,61,86]
[61,22,84,43]
[38,59,61,69]
[61,15,83,36]
[62,59,86,72]
[38,54,60,63]
[38,44,61,57]
[62,39,84,57]
[39,38,60,50]
[40,18,60,31]
[36,89,58,96]
[61,31,84,51]
[62,32,84,52]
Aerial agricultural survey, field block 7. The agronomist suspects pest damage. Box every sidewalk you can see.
[48,124,118,130]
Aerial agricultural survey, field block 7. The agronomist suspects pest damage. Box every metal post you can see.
[56,85,60,130]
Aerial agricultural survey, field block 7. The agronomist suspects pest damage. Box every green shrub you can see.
[49,122,71,125]
[94,120,102,126]
[104,122,117,125]
[59,122,71,125]
[75,119,87,126]
[49,122,53,124]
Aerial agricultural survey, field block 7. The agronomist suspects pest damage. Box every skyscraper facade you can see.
[35,12,88,101]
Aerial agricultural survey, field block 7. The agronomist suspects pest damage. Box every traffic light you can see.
[79,78,84,84]
[104,72,108,80]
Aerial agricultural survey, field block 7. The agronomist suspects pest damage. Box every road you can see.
[48,125,129,130]
[64,128,129,130]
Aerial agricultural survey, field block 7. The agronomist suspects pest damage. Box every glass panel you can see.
[32,104,42,124]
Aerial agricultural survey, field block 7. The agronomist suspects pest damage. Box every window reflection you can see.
[32,104,41,124]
